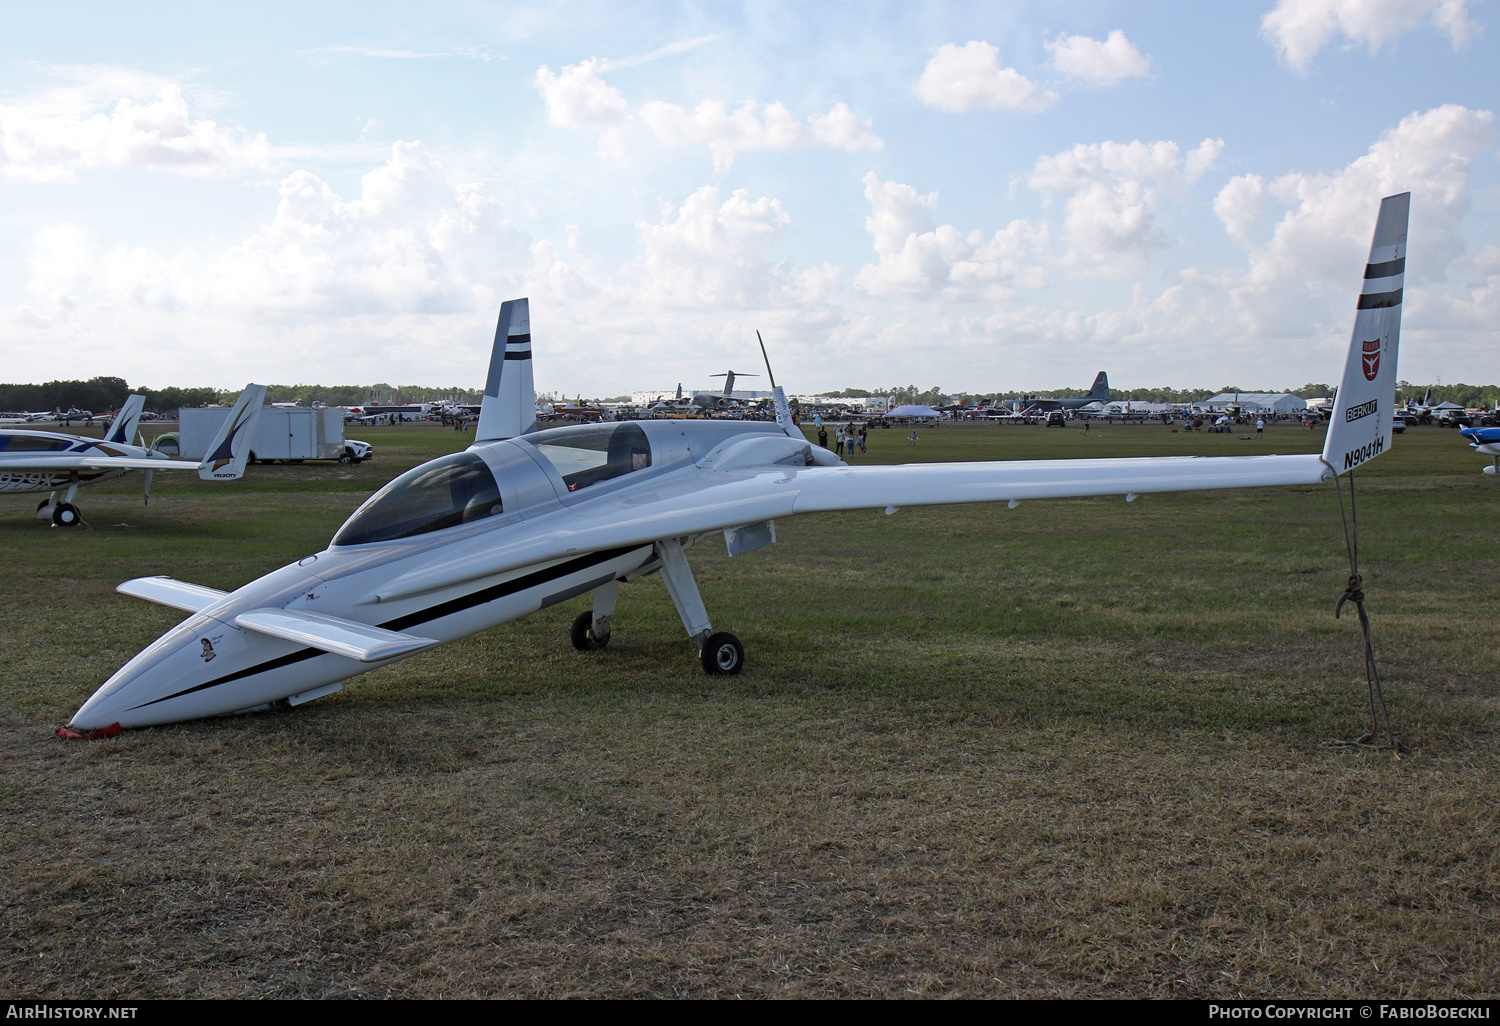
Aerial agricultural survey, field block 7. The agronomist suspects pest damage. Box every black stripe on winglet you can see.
[1364,259,1405,279]
[506,333,531,344]
[504,351,533,360]
[1357,289,1403,309]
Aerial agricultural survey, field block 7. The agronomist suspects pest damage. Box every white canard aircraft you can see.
[67,195,1409,731]
[2,385,266,526]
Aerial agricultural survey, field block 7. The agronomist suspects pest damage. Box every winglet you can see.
[104,395,145,445]
[1090,372,1109,402]
[474,298,538,441]
[1321,193,1410,476]
[197,384,266,480]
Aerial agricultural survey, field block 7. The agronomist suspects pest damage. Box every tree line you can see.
[8,377,1500,416]
[0,379,483,414]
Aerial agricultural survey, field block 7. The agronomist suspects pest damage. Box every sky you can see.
[1,0,1496,398]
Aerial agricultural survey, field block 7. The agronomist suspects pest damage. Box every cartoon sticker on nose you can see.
[200,638,216,662]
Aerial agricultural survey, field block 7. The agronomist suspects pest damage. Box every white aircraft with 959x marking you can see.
[66,194,1409,732]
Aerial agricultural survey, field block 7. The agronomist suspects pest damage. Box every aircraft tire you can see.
[570,611,610,651]
[52,503,81,527]
[700,632,744,675]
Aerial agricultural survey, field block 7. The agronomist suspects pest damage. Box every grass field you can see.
[1,419,1496,998]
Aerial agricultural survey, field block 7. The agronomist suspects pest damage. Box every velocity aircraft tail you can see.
[475,298,538,442]
[1321,192,1409,475]
[197,384,267,480]
[104,395,145,445]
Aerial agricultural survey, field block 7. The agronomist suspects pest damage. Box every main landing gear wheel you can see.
[570,611,610,651]
[52,502,81,527]
[700,632,744,675]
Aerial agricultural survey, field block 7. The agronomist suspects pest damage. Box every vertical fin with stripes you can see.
[1321,193,1409,476]
[474,298,538,441]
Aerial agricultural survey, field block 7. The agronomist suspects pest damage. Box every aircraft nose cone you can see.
[68,613,293,730]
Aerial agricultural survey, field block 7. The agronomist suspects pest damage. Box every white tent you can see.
[882,404,941,419]
[1202,392,1308,414]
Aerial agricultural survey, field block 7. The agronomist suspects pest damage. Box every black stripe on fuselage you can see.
[1357,288,1403,309]
[130,545,643,710]
[132,647,325,708]
[379,547,638,632]
[1364,258,1405,279]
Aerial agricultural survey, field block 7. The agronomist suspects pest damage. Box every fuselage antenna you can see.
[756,330,777,391]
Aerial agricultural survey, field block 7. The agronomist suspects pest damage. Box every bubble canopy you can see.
[332,451,504,547]
[331,423,655,547]
[523,422,652,492]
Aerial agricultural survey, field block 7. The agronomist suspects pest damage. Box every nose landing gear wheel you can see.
[52,502,81,527]
[570,611,610,651]
[700,632,744,675]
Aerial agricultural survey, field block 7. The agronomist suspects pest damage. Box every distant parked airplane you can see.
[1018,372,1110,414]
[1,386,265,526]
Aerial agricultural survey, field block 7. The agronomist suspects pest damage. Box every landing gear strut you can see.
[656,537,745,676]
[571,579,617,651]
[570,540,747,675]
[39,476,84,527]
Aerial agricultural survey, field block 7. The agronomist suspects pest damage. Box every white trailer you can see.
[176,407,373,464]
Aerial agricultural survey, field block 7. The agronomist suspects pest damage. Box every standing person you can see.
[834,428,845,457]
[858,425,867,454]
[817,425,828,449]
[908,429,918,445]
[1255,416,1264,437]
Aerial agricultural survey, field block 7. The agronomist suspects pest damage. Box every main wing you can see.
[372,192,1408,601]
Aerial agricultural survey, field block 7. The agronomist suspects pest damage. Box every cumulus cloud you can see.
[915,41,1056,113]
[1026,138,1223,276]
[0,71,269,182]
[630,186,838,308]
[534,59,881,169]
[533,59,631,160]
[1046,30,1153,87]
[1262,0,1478,71]
[1191,104,1495,352]
[1227,104,1491,281]
[25,140,529,317]
[534,59,629,128]
[1213,174,1269,243]
[639,99,880,172]
[853,173,1048,300]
